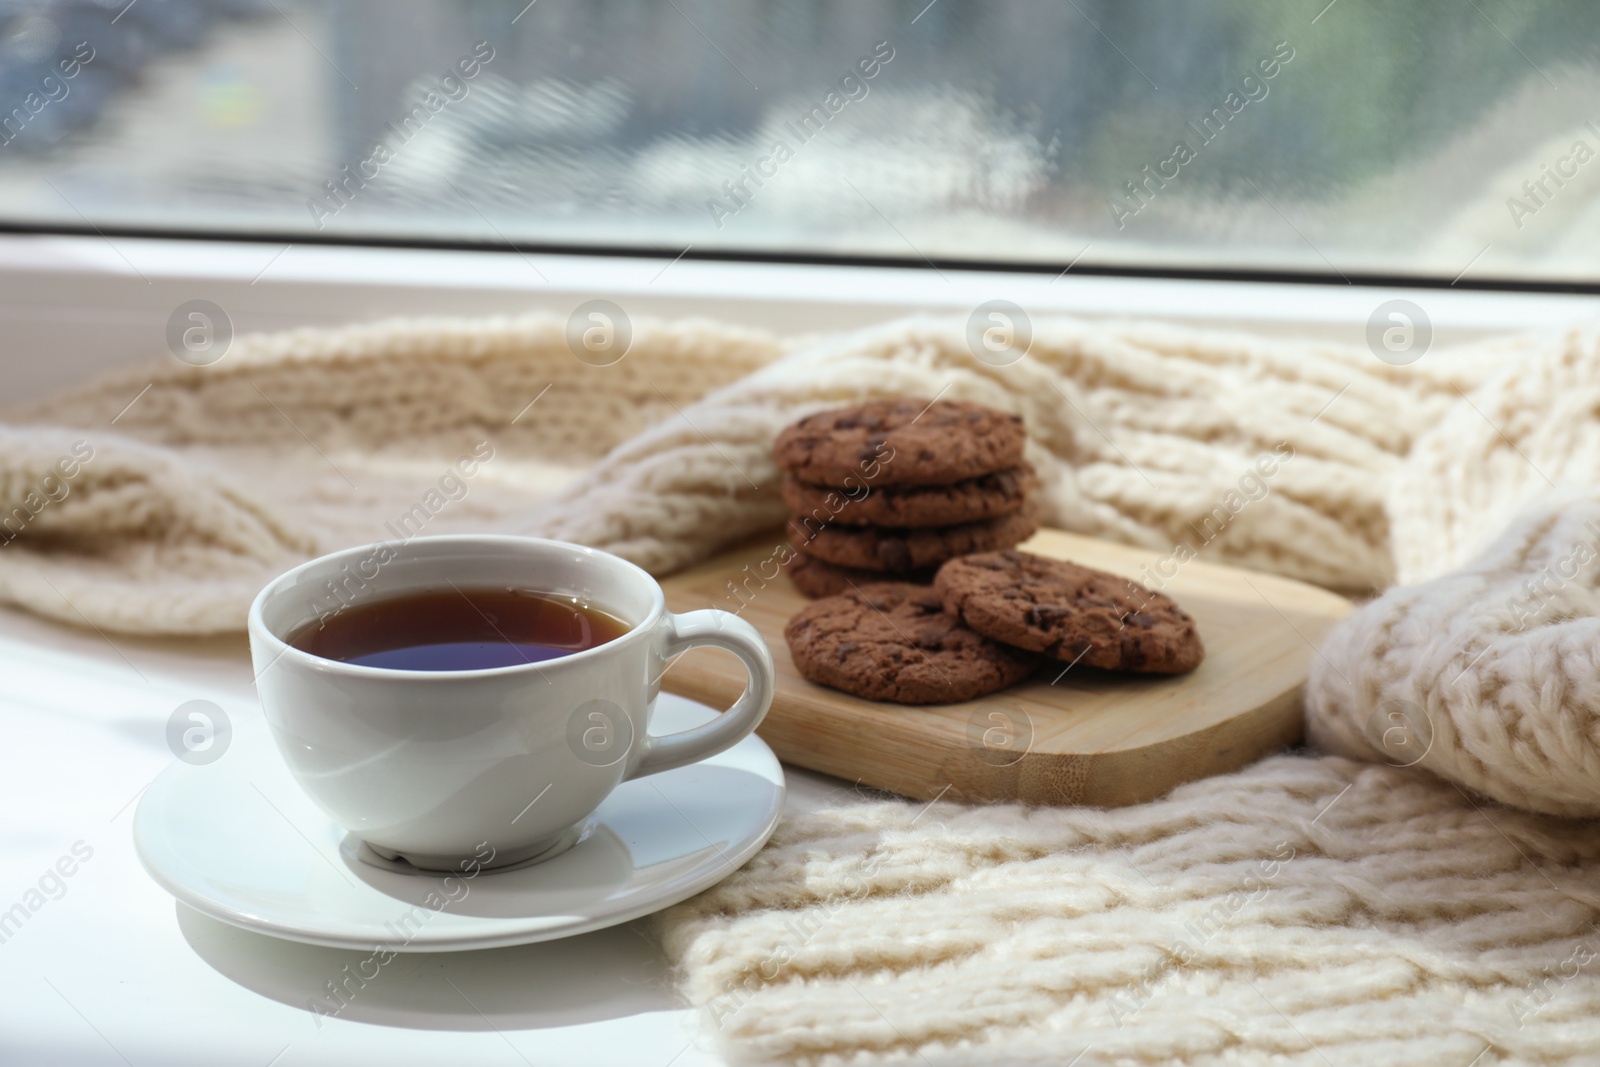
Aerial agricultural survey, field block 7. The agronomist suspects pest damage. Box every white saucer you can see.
[133,693,785,952]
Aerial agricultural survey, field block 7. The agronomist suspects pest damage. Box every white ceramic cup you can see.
[247,535,775,872]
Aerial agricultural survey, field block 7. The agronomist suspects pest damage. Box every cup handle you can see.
[625,609,776,781]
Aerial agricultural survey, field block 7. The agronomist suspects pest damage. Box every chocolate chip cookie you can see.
[773,398,1026,488]
[783,583,1038,704]
[935,550,1204,674]
[785,551,935,599]
[788,506,1038,572]
[782,465,1034,529]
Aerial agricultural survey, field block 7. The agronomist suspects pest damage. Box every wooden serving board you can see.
[659,529,1352,807]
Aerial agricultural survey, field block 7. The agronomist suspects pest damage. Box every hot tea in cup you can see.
[248,536,776,872]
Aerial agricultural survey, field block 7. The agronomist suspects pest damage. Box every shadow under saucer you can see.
[176,903,683,1031]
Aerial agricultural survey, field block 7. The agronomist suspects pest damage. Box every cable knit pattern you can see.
[21,313,784,455]
[0,425,315,633]
[2,310,1492,633]
[6,309,1600,1064]
[643,321,1600,1066]
[659,755,1600,1066]
[4,313,787,632]
[543,315,1499,588]
[1308,491,1600,817]
[1389,322,1600,585]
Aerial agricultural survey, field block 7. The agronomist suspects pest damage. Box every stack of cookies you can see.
[774,397,1038,597]
[784,549,1205,705]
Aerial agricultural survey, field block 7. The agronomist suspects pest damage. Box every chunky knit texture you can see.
[0,311,1518,633]
[1390,324,1600,583]
[661,754,1600,1066]
[4,313,785,632]
[1308,490,1600,818]
[8,310,1600,1065]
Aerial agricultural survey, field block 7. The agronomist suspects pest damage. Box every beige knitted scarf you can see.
[664,753,1600,1066]
[8,311,1600,1064]
[0,311,1536,632]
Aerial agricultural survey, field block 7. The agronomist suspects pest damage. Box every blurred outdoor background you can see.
[0,0,1596,282]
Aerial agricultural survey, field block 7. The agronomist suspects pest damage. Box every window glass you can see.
[0,0,1595,283]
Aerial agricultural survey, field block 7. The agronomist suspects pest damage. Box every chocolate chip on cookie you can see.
[783,583,1039,704]
[935,550,1204,674]
[788,505,1038,572]
[785,551,935,599]
[773,398,1026,488]
[782,465,1035,529]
